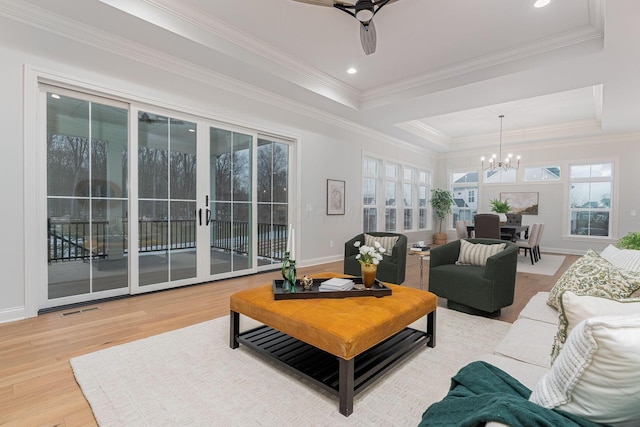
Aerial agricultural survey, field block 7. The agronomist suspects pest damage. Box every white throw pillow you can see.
[456,239,506,267]
[551,291,640,362]
[530,314,640,427]
[600,244,640,272]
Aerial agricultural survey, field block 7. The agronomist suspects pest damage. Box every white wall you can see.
[0,15,433,321]
[437,136,640,254]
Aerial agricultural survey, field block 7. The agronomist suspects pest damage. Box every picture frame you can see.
[500,192,539,215]
[327,179,345,215]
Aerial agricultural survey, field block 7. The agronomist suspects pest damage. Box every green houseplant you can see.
[430,189,454,245]
[489,198,511,214]
[617,232,640,250]
[489,198,511,224]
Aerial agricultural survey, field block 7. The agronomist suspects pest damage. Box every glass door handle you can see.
[198,208,202,226]
[206,209,211,226]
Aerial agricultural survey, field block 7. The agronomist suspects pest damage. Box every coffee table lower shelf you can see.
[231,314,432,416]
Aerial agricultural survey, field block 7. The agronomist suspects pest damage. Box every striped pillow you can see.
[364,234,398,252]
[456,239,506,266]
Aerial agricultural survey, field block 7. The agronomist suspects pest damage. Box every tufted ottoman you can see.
[230,272,437,416]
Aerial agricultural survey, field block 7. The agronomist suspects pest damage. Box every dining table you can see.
[466,224,529,241]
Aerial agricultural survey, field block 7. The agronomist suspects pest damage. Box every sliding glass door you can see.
[39,86,293,312]
[209,126,254,275]
[45,90,129,303]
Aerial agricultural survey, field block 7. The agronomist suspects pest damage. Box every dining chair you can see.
[515,223,540,265]
[535,223,545,261]
[473,214,501,239]
[464,220,475,238]
[455,221,468,240]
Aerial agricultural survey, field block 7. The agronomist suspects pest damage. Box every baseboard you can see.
[297,254,343,268]
[0,306,25,324]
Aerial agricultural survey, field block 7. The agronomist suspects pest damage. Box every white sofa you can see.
[478,291,557,389]
[476,245,640,427]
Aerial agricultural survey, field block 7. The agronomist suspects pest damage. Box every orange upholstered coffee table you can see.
[230,272,437,416]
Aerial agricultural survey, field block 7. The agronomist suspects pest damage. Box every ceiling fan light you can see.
[355,8,374,22]
[534,0,551,8]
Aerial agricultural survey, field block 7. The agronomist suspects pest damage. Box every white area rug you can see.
[71,308,511,426]
[516,254,566,276]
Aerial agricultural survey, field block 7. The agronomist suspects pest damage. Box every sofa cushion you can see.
[364,233,398,252]
[530,314,640,427]
[517,292,557,324]
[600,244,640,272]
[456,239,506,266]
[493,318,556,369]
[478,353,549,390]
[547,249,640,309]
[550,291,640,362]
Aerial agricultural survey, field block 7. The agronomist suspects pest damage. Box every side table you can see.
[409,249,430,290]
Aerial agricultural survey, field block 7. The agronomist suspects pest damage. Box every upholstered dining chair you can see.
[473,214,501,239]
[515,223,540,265]
[503,213,523,240]
[455,221,468,240]
[535,223,545,261]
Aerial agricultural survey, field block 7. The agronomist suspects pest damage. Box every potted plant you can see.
[430,189,454,245]
[617,231,640,250]
[489,198,511,223]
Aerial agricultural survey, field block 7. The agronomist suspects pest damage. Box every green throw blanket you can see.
[419,361,607,427]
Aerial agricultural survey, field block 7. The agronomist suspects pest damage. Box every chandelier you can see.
[481,115,521,172]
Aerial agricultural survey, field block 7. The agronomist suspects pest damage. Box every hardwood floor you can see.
[0,253,578,426]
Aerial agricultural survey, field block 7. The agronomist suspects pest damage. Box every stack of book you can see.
[319,278,354,292]
[410,245,430,252]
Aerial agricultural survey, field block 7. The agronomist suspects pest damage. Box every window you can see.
[569,162,613,237]
[451,170,479,228]
[363,158,379,232]
[524,166,561,181]
[418,171,428,229]
[363,156,430,232]
[385,163,399,231]
[483,168,516,183]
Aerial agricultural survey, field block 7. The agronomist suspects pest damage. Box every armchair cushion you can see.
[457,239,506,266]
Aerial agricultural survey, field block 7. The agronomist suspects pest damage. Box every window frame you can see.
[567,160,616,239]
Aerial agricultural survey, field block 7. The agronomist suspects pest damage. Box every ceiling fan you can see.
[292,0,399,55]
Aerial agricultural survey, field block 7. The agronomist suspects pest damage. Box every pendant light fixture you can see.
[481,115,521,171]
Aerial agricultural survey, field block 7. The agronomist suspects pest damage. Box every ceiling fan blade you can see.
[360,20,377,55]
[291,0,355,6]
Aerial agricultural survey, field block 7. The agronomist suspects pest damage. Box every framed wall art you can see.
[327,179,345,215]
[500,192,539,215]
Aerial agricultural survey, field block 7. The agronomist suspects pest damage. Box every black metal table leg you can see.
[427,310,436,348]
[338,358,354,416]
[230,310,240,349]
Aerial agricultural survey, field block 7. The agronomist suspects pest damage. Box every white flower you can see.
[354,241,361,248]
[356,241,386,265]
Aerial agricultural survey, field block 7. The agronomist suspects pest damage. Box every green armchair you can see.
[428,238,518,316]
[344,232,407,284]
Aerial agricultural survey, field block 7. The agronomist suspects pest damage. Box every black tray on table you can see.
[273,277,392,300]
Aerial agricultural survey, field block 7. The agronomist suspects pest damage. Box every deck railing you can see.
[48,219,288,262]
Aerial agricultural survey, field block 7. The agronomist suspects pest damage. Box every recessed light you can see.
[534,0,551,8]
[188,128,195,133]
[50,93,60,99]
[347,67,358,75]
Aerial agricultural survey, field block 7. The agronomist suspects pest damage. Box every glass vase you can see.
[361,263,377,289]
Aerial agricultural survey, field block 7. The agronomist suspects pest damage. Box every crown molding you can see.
[97,0,362,109]
[361,0,605,107]
[395,121,452,150]
[448,119,603,152]
[0,0,427,154]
